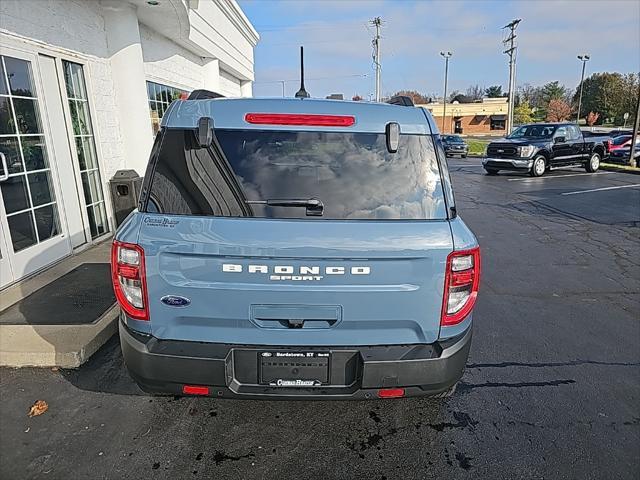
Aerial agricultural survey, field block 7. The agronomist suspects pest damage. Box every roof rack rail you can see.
[187,89,225,100]
[386,95,414,107]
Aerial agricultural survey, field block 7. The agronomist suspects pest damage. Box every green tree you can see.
[513,100,534,124]
[573,72,638,125]
[485,85,504,98]
[541,81,570,105]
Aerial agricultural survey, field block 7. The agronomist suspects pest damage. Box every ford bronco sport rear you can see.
[113,97,480,399]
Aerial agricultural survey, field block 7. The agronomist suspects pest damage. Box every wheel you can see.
[484,168,498,175]
[530,155,546,177]
[585,152,600,172]
[462,154,467,158]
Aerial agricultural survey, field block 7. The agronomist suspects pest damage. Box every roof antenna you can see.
[295,46,310,98]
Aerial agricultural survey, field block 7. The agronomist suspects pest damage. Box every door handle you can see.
[0,152,9,181]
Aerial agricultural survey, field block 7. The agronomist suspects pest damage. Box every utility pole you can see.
[371,17,382,102]
[630,88,640,168]
[503,18,521,134]
[576,54,590,123]
[440,51,452,133]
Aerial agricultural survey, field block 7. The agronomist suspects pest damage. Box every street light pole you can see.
[440,51,452,133]
[629,87,640,168]
[576,54,590,123]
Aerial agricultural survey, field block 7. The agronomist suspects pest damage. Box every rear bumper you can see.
[483,157,533,171]
[119,321,472,400]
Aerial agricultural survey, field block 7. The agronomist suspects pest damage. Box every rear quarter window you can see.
[144,128,448,220]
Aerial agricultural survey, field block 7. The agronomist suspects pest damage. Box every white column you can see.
[102,1,152,176]
[203,59,221,94]
[240,80,253,98]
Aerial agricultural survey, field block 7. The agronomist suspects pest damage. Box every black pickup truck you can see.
[483,123,609,177]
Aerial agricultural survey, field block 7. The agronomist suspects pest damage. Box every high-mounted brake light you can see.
[111,240,149,320]
[244,113,355,127]
[441,247,481,326]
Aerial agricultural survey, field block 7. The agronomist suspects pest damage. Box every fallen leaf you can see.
[28,400,48,417]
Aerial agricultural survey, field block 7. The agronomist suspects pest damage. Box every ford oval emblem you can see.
[160,295,191,307]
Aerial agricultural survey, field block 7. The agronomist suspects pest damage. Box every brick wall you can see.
[140,24,205,92]
[434,115,506,135]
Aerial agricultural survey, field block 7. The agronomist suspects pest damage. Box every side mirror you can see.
[386,122,400,153]
[197,117,213,148]
[554,136,566,144]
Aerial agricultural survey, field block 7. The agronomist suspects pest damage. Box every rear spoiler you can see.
[188,89,225,100]
[386,95,415,107]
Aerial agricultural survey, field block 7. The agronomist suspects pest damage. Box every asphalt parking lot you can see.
[1,159,639,480]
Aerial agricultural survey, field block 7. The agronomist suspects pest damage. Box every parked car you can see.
[609,145,640,164]
[608,135,639,152]
[483,123,608,177]
[441,134,469,157]
[112,95,480,400]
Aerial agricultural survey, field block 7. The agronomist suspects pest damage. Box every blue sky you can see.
[239,0,640,99]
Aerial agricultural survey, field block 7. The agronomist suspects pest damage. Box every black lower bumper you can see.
[119,321,472,400]
[483,159,532,172]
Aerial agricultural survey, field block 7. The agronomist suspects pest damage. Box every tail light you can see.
[111,241,149,320]
[441,247,481,326]
[245,113,355,127]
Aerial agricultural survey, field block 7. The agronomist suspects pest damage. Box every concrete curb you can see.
[0,305,119,368]
[601,163,640,175]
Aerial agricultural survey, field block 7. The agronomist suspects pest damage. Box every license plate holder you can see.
[259,351,330,387]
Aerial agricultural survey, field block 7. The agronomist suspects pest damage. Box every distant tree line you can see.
[390,72,638,127]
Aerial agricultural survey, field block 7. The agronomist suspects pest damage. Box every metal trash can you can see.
[109,169,143,228]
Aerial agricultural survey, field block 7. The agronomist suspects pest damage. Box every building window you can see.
[490,117,506,130]
[62,61,109,239]
[147,81,188,135]
[0,55,61,252]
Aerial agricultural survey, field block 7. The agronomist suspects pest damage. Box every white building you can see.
[0,0,259,287]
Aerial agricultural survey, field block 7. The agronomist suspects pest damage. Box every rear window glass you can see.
[145,129,447,220]
[612,135,631,145]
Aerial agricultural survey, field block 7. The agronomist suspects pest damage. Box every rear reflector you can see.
[182,385,210,396]
[377,388,405,399]
[245,113,355,127]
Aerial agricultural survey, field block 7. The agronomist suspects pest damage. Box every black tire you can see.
[462,154,467,158]
[585,152,601,173]
[530,155,546,177]
[484,168,498,175]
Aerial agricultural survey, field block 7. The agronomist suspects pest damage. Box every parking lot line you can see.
[508,172,613,181]
[561,184,640,195]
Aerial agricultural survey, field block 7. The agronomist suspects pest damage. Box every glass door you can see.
[0,48,71,286]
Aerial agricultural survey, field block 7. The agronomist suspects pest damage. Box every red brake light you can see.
[244,113,355,127]
[377,388,405,398]
[182,385,210,395]
[441,247,481,326]
[111,240,149,321]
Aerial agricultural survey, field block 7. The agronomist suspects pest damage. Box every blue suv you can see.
[112,96,480,400]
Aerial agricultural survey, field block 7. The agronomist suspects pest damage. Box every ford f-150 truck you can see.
[112,95,480,400]
[483,123,608,177]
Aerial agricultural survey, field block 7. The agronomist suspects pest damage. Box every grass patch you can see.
[466,139,488,156]
[601,163,640,173]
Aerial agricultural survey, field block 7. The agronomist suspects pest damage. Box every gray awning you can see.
[491,114,506,120]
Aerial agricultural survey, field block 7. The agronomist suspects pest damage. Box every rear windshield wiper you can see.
[246,198,324,216]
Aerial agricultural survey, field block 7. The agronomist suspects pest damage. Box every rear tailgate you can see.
[139,215,452,346]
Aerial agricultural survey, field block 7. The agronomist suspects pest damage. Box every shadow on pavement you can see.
[60,334,144,396]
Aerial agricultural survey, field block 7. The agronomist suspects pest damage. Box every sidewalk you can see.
[0,239,118,368]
